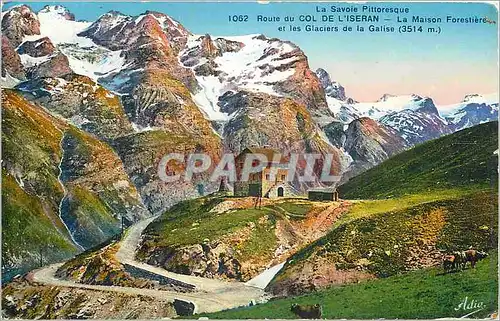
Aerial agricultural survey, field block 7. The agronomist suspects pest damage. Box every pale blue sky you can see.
[3,1,499,103]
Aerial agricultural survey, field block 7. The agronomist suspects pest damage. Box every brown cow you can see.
[443,255,455,272]
[464,250,488,268]
[291,303,323,319]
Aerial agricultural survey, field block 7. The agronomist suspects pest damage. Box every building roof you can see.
[308,188,337,193]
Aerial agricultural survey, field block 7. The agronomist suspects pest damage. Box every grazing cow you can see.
[291,303,323,319]
[464,250,488,268]
[452,251,467,270]
[443,255,456,272]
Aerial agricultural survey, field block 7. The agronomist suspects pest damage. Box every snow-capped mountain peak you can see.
[377,93,396,102]
[352,94,437,120]
[95,10,131,27]
[2,4,38,19]
[463,93,482,103]
[438,93,499,117]
[462,93,498,104]
[438,93,499,130]
[34,6,91,45]
[78,9,191,54]
[180,33,303,121]
[100,10,128,18]
[38,5,75,21]
[316,68,347,101]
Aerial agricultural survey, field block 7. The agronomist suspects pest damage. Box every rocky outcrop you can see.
[199,34,243,58]
[313,68,359,125]
[122,70,217,139]
[1,5,40,47]
[173,299,195,316]
[275,56,332,123]
[268,256,374,297]
[18,37,56,57]
[181,34,244,65]
[316,68,347,101]
[17,74,134,141]
[55,240,194,292]
[380,108,452,145]
[180,34,244,78]
[139,241,245,281]
[24,53,73,79]
[340,117,407,181]
[1,36,25,80]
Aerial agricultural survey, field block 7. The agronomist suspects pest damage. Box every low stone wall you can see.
[123,264,196,292]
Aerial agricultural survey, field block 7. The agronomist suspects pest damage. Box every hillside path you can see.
[31,263,236,313]
[32,216,265,314]
[116,216,261,293]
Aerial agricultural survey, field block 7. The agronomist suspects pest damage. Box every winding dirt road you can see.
[32,216,265,314]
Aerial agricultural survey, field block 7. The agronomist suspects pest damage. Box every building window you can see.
[266,174,270,180]
[281,174,286,181]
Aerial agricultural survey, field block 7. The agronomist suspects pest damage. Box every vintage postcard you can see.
[1,0,498,319]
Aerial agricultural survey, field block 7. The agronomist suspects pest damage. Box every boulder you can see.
[173,299,195,316]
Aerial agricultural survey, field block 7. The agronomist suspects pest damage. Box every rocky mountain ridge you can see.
[2,89,149,278]
[316,68,498,137]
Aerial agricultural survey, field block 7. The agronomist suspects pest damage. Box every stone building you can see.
[308,188,339,201]
[233,147,293,198]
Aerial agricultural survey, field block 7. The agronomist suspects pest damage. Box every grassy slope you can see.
[2,172,77,280]
[334,188,480,227]
[202,252,498,319]
[273,191,497,282]
[338,121,498,199]
[140,196,278,262]
[2,90,78,279]
[270,123,498,286]
[138,196,319,273]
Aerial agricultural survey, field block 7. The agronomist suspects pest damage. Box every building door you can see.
[277,186,284,197]
[249,184,261,197]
